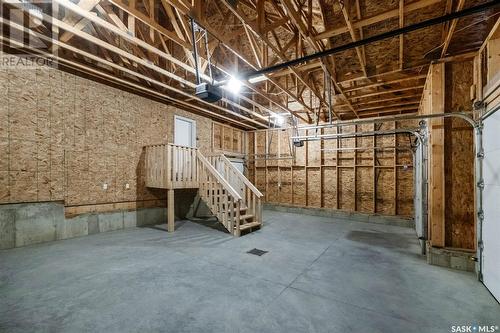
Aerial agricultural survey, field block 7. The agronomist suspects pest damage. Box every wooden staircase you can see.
[144,143,263,236]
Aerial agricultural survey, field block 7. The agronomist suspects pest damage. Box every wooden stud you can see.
[168,189,175,232]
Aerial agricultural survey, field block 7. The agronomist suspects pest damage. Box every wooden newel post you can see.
[168,189,175,232]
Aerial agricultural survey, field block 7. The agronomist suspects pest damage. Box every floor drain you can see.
[247,248,268,256]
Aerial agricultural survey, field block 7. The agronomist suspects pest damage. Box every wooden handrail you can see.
[145,143,199,189]
[196,151,242,201]
[145,144,260,236]
[216,154,264,198]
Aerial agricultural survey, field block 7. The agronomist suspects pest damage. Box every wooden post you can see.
[167,189,175,232]
[235,200,241,237]
[428,63,446,247]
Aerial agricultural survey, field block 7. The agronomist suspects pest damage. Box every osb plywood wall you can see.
[0,66,245,208]
[420,59,475,251]
[247,122,416,218]
[212,122,246,156]
[444,60,475,250]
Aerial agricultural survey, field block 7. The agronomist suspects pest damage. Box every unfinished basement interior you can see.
[1,0,500,332]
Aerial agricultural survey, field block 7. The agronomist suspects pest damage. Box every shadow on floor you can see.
[141,221,187,232]
[188,216,230,233]
[346,230,411,249]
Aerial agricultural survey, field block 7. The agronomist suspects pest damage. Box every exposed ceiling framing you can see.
[0,0,498,128]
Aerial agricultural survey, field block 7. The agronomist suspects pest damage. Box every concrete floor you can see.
[1,210,499,333]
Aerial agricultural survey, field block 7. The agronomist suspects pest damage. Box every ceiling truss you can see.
[0,0,497,128]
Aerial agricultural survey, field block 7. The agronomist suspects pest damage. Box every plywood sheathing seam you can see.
[0,65,246,211]
[249,123,415,218]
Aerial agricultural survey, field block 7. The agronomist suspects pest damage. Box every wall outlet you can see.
[103,183,108,190]
[125,183,130,189]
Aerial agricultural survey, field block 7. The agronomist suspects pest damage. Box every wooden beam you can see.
[161,0,195,66]
[0,33,259,130]
[143,0,309,121]
[167,189,175,232]
[355,100,420,112]
[353,93,422,106]
[279,0,355,118]
[127,0,136,36]
[425,63,446,247]
[350,85,425,100]
[440,0,466,58]
[110,0,191,48]
[5,13,270,127]
[58,0,101,43]
[340,0,367,77]
[399,0,404,70]
[47,0,281,123]
[356,105,419,114]
[315,0,441,40]
[354,0,367,71]
[344,75,427,93]
[220,1,319,119]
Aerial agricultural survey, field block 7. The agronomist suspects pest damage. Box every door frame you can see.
[174,115,197,148]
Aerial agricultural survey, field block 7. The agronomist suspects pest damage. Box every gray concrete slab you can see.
[0,210,498,333]
[61,214,89,239]
[13,203,62,247]
[98,212,124,233]
[0,203,170,249]
[0,209,15,249]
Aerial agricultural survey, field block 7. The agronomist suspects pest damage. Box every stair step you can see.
[239,214,254,221]
[238,221,261,231]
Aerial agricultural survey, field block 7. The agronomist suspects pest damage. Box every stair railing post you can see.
[252,192,256,221]
[235,200,241,237]
[257,197,262,226]
[216,182,221,224]
[166,145,172,188]
[224,190,229,228]
[229,197,234,234]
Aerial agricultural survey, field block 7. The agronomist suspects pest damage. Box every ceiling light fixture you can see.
[223,76,243,94]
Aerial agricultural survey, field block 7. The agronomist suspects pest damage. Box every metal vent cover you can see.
[247,248,268,256]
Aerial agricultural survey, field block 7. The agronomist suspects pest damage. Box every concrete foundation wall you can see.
[264,204,415,228]
[426,242,476,272]
[0,202,166,250]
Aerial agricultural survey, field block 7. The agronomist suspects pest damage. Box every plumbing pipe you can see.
[291,128,422,142]
[321,146,414,152]
[295,112,476,130]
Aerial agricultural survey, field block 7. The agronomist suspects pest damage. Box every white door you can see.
[482,107,500,302]
[174,115,196,147]
[174,116,196,181]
